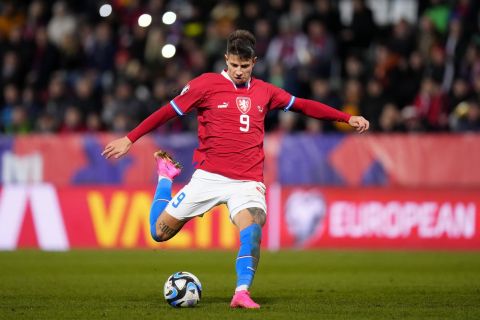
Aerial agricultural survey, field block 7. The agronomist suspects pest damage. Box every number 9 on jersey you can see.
[240,115,249,132]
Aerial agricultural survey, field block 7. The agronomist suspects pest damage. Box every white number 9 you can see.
[240,114,249,132]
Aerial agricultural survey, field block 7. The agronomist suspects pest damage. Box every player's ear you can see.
[224,54,229,64]
[252,56,258,64]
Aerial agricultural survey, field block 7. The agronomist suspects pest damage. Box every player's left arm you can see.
[291,98,369,133]
[268,84,369,133]
[347,115,369,133]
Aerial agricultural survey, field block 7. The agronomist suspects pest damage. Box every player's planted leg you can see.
[230,208,266,309]
[149,150,182,242]
[230,224,261,309]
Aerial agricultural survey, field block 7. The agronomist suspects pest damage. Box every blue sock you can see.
[235,224,262,291]
[149,178,172,241]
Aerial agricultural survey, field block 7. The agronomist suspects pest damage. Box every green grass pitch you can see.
[0,250,479,319]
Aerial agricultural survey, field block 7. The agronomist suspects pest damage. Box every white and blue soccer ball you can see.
[164,271,202,307]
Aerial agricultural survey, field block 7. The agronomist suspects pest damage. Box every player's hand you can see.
[101,136,132,159]
[348,116,369,133]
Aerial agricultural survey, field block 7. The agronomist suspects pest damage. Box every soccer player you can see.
[102,30,369,309]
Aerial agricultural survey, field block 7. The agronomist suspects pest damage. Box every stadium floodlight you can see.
[138,14,152,28]
[161,44,176,58]
[99,4,112,17]
[162,11,177,25]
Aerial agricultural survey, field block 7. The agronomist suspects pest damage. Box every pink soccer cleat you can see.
[230,290,260,309]
[154,150,182,180]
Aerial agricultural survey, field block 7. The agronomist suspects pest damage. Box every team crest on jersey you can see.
[236,97,251,114]
[180,84,190,96]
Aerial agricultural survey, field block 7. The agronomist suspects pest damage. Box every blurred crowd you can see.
[1,0,480,135]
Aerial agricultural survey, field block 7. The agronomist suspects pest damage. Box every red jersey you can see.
[170,71,294,182]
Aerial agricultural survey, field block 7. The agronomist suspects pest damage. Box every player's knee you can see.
[250,209,266,227]
[256,211,266,227]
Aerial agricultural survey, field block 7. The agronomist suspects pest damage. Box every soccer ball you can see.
[164,271,202,307]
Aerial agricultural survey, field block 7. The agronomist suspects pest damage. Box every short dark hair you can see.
[226,30,256,60]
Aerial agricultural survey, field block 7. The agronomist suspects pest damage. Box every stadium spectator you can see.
[1,83,20,131]
[444,18,469,88]
[22,0,47,42]
[84,22,116,73]
[310,77,342,110]
[59,105,86,133]
[400,50,426,106]
[266,16,306,71]
[360,77,388,131]
[388,19,416,59]
[413,77,448,130]
[417,15,439,63]
[340,0,377,57]
[448,77,471,112]
[0,1,24,40]
[378,102,404,132]
[1,51,22,88]
[265,15,308,95]
[46,1,77,48]
[28,26,59,90]
[102,79,145,131]
[372,43,401,92]
[344,53,366,81]
[128,23,148,64]
[43,73,70,130]
[308,77,342,132]
[250,18,271,79]
[5,105,31,134]
[262,0,287,35]
[286,0,309,32]
[426,45,447,87]
[450,99,480,132]
[35,112,57,133]
[85,112,103,132]
[71,74,99,117]
[237,1,261,32]
[401,105,424,132]
[422,0,450,35]
[306,0,342,36]
[335,78,362,132]
[304,19,336,78]
[21,85,41,124]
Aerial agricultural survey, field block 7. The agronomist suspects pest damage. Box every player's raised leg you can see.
[230,208,266,309]
[149,150,184,242]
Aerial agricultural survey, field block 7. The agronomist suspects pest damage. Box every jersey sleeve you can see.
[293,98,351,122]
[126,103,177,142]
[170,76,207,115]
[267,84,296,111]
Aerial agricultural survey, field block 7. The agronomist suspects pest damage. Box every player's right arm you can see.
[101,105,177,159]
[101,76,207,159]
[101,136,133,159]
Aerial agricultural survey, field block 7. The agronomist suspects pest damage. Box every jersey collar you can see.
[221,70,251,90]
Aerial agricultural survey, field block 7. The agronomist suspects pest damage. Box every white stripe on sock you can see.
[235,285,248,292]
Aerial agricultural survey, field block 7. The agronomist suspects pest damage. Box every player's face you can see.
[225,54,257,85]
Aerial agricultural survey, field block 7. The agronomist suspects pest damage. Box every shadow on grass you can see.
[203,294,288,307]
[203,296,231,304]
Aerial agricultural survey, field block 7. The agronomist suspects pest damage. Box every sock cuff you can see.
[157,177,173,186]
